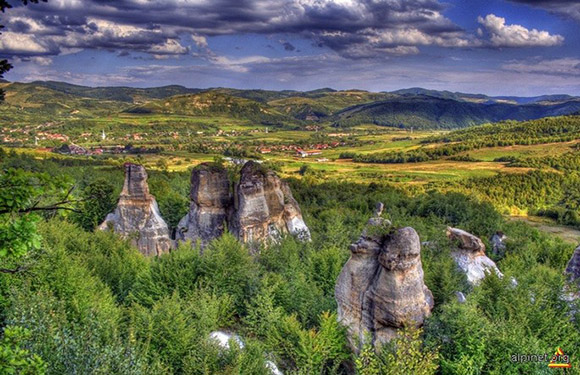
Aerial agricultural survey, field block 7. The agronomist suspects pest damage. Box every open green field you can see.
[6,126,532,185]
[5,113,580,244]
[456,140,580,161]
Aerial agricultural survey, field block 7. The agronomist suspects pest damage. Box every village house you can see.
[296,149,322,158]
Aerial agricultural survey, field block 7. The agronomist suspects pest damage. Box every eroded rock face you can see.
[99,163,172,256]
[176,161,310,248]
[231,161,311,246]
[176,164,232,246]
[447,227,502,285]
[566,245,580,283]
[335,206,433,352]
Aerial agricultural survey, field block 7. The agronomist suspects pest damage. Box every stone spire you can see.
[335,206,433,352]
[176,163,232,246]
[99,163,172,256]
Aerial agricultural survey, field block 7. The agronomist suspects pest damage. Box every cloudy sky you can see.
[1,0,579,95]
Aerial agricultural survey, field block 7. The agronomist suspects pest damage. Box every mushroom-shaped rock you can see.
[99,163,172,256]
[447,227,502,285]
[232,161,310,246]
[176,163,232,247]
[335,208,433,352]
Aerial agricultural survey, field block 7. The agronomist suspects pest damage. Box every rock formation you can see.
[446,227,502,285]
[177,161,311,248]
[335,204,433,352]
[490,231,507,257]
[176,164,232,246]
[99,163,172,256]
[231,161,310,245]
[566,245,580,283]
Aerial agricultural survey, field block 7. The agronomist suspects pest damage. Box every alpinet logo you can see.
[548,347,571,369]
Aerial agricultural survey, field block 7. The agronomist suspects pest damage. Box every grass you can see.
[456,140,580,161]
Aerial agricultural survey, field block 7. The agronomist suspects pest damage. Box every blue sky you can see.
[0,0,579,95]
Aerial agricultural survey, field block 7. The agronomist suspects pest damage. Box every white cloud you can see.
[503,58,580,76]
[192,35,209,49]
[31,57,53,66]
[1,0,468,59]
[477,14,564,47]
[148,39,188,55]
[0,32,51,55]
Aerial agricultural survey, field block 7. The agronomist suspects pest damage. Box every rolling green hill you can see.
[333,96,580,129]
[0,82,131,120]
[268,90,395,120]
[1,81,580,130]
[28,81,202,103]
[124,91,296,126]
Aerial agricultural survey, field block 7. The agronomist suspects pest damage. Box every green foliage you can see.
[334,98,580,129]
[349,116,580,163]
[355,326,439,375]
[4,248,151,374]
[0,326,46,375]
[294,311,351,374]
[0,168,73,267]
[38,220,148,304]
[129,291,235,374]
[244,289,350,373]
[148,171,189,231]
[410,192,502,236]
[72,178,116,231]
[129,243,204,307]
[201,234,260,314]
[1,147,580,374]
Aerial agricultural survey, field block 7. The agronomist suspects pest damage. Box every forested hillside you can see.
[1,81,579,129]
[1,149,578,374]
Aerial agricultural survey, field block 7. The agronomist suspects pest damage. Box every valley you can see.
[2,81,580,374]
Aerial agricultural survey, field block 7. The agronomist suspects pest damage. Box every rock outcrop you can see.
[335,204,433,352]
[99,163,172,256]
[447,227,502,285]
[566,245,580,283]
[490,231,507,257]
[231,161,311,245]
[176,164,232,246]
[177,161,310,248]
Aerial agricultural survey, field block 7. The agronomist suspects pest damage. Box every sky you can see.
[0,0,579,95]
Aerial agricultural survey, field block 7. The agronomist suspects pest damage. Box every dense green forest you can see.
[1,148,579,374]
[345,116,580,163]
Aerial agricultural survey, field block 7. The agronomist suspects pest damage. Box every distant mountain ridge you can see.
[390,87,577,105]
[1,80,579,129]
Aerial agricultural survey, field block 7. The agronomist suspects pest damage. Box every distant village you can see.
[2,125,354,159]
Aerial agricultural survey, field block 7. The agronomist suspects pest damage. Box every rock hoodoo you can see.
[176,164,232,246]
[447,227,502,285]
[231,161,311,245]
[99,163,172,256]
[335,204,433,352]
[177,161,310,248]
[566,245,580,283]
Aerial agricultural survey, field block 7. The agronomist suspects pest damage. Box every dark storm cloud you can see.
[281,41,296,52]
[508,0,580,22]
[0,0,472,59]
